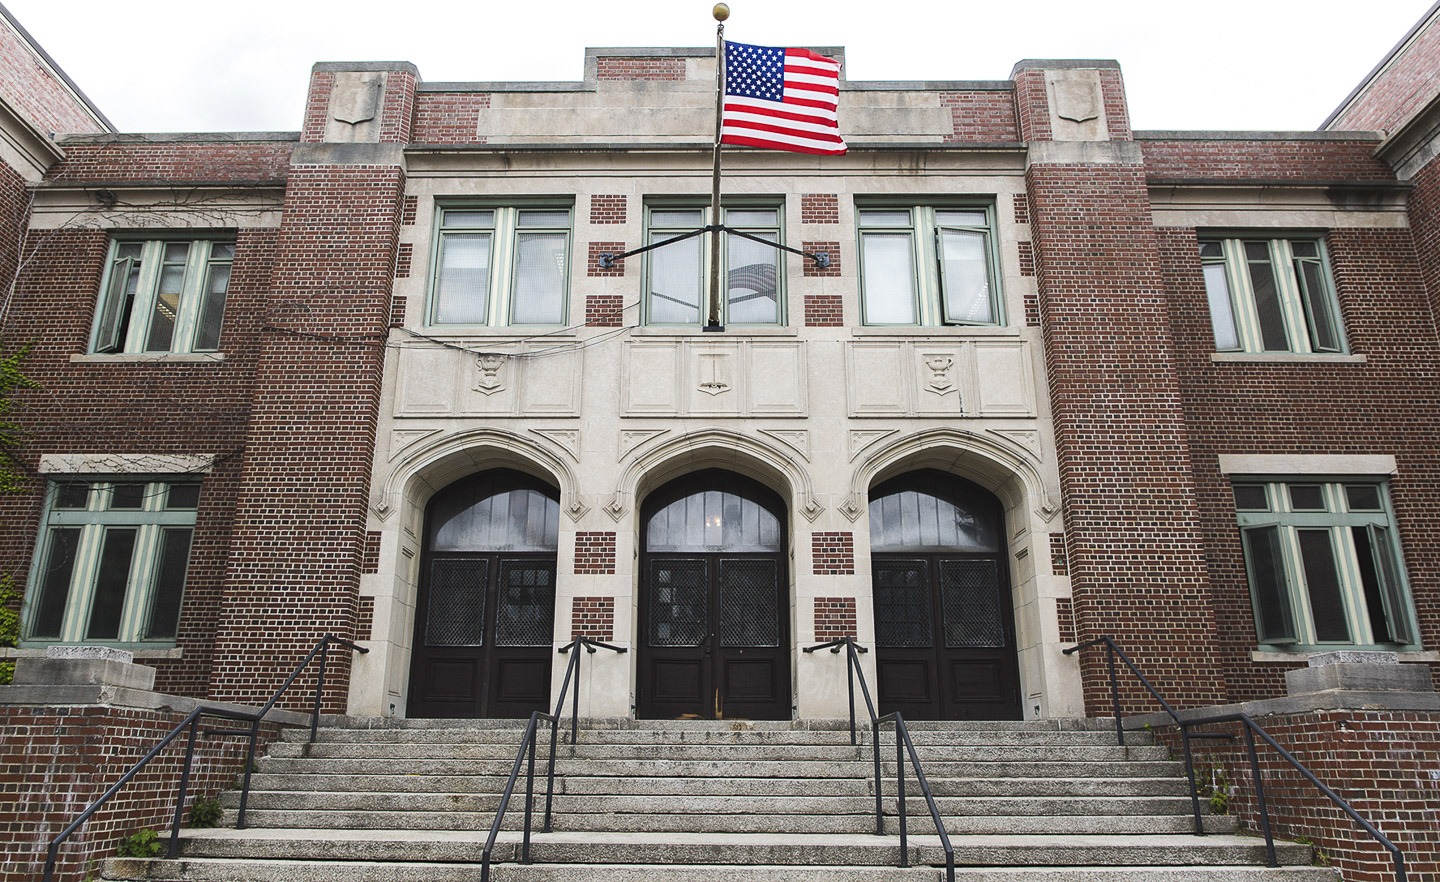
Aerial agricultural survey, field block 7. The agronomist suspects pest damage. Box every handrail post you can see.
[895,721,908,867]
[235,718,260,829]
[572,638,583,744]
[310,639,329,743]
[845,639,857,746]
[523,714,538,865]
[1179,724,1204,835]
[872,716,883,836]
[166,716,201,858]
[1102,640,1125,747]
[1242,721,1278,868]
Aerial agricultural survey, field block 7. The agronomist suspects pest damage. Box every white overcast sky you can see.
[4,0,1436,134]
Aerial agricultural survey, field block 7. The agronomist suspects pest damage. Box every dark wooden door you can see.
[873,554,1020,720]
[637,470,790,720]
[407,553,556,718]
[640,553,788,719]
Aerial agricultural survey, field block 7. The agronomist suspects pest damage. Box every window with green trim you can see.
[1200,237,1344,354]
[643,204,784,326]
[429,206,572,326]
[1234,480,1416,649]
[23,479,199,645]
[858,205,1001,327]
[92,238,233,354]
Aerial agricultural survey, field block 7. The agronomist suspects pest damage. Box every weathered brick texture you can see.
[571,596,615,640]
[574,532,617,574]
[0,20,106,137]
[813,597,857,640]
[939,91,1020,142]
[0,704,283,882]
[596,57,686,80]
[801,241,841,278]
[1327,17,1440,133]
[413,92,489,143]
[46,139,292,185]
[589,194,627,225]
[209,163,402,711]
[1028,160,1223,713]
[587,241,626,278]
[585,294,624,327]
[811,532,855,575]
[1140,138,1393,182]
[800,194,839,224]
[803,294,844,327]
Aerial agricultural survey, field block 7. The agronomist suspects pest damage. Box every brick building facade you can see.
[3,3,1440,880]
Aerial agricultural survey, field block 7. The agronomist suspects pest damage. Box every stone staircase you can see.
[102,719,1338,881]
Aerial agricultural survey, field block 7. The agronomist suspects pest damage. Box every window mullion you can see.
[491,209,516,326]
[170,241,209,354]
[1331,523,1372,645]
[119,524,161,642]
[59,524,105,641]
[1279,525,1317,645]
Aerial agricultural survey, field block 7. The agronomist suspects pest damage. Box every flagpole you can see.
[705,3,729,332]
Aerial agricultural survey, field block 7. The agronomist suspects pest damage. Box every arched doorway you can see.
[869,470,1021,720]
[407,469,559,718]
[638,470,790,720]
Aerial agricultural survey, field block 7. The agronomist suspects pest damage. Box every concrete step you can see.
[161,829,1314,868]
[295,727,1133,747]
[106,854,1337,882]
[227,790,1199,819]
[264,741,1167,762]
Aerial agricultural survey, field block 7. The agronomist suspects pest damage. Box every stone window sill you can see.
[1211,352,1367,365]
[1252,649,1436,663]
[71,353,227,364]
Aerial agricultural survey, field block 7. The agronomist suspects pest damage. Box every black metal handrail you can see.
[804,636,954,882]
[1067,635,1407,881]
[479,635,626,882]
[42,634,367,882]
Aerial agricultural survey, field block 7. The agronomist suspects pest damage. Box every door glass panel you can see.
[425,557,488,646]
[494,561,555,646]
[648,558,708,646]
[719,558,780,647]
[873,559,932,648]
[431,485,560,552]
[869,489,999,552]
[647,491,781,552]
[940,559,1004,648]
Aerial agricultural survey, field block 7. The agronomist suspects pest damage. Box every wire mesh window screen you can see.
[719,558,780,647]
[425,557,488,646]
[874,559,933,648]
[940,559,1005,648]
[494,560,556,646]
[648,558,709,647]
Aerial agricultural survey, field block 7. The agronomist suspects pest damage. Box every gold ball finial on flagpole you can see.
[713,3,730,22]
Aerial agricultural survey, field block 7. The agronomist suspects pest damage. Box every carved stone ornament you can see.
[565,499,591,522]
[923,354,957,394]
[474,353,506,394]
[800,495,825,522]
[839,494,866,522]
[697,353,732,396]
[603,493,627,522]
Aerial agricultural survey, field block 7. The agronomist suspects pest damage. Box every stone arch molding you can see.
[607,428,823,523]
[842,427,1054,523]
[376,427,586,522]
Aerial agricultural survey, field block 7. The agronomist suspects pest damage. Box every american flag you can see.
[720,41,846,156]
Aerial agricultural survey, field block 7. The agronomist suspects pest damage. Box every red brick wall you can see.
[813,597,857,640]
[0,16,106,137]
[801,241,841,278]
[413,92,489,143]
[1327,14,1440,133]
[1011,69,1052,144]
[596,57,686,81]
[1160,711,1440,882]
[574,532,617,575]
[0,226,277,697]
[571,596,614,641]
[1410,158,1440,329]
[800,194,838,224]
[1157,223,1440,701]
[940,91,1020,142]
[1027,161,1223,713]
[811,532,855,575]
[45,140,292,185]
[587,241,626,278]
[0,703,283,882]
[0,160,29,315]
[1140,138,1393,182]
[589,195,627,225]
[208,164,402,711]
[803,294,844,327]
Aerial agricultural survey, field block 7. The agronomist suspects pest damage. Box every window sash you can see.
[429,206,571,327]
[642,205,784,326]
[1201,238,1344,354]
[23,480,198,646]
[859,205,1001,327]
[1236,481,1415,648]
[92,240,233,354]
